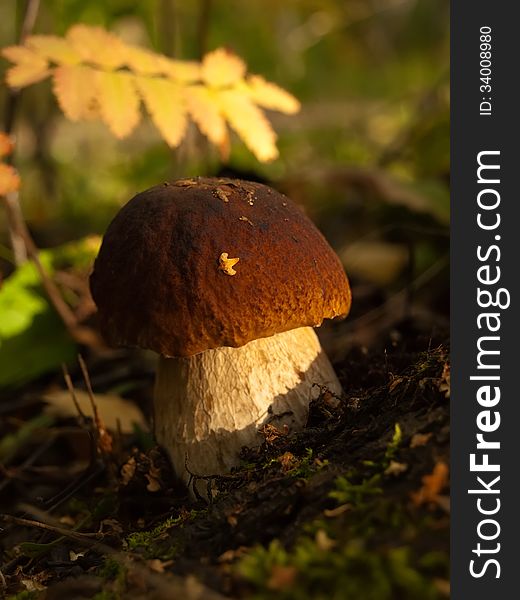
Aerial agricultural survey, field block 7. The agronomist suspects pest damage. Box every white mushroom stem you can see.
[153,326,342,493]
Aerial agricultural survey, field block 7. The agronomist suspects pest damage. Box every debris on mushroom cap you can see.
[239,216,254,226]
[219,252,240,275]
[89,177,352,357]
[215,187,231,202]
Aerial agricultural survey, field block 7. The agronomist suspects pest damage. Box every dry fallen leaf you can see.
[69,550,86,562]
[267,565,298,591]
[315,529,336,551]
[120,456,137,485]
[0,132,14,157]
[258,423,288,444]
[226,514,238,527]
[21,578,46,593]
[0,133,20,197]
[147,558,174,573]
[323,504,350,518]
[0,163,20,196]
[43,389,148,433]
[411,461,449,506]
[434,577,451,597]
[100,518,124,535]
[145,462,162,492]
[384,460,408,476]
[410,432,433,448]
[278,452,297,472]
[218,547,249,564]
[439,362,450,398]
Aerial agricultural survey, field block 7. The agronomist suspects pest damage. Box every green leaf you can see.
[0,237,99,389]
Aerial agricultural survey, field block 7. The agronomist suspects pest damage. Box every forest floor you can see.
[0,320,449,600]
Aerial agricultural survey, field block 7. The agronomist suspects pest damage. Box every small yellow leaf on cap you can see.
[219,252,239,275]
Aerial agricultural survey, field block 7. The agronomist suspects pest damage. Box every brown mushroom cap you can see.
[89,177,351,357]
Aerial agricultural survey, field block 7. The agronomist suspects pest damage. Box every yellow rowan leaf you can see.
[0,133,14,158]
[135,76,187,147]
[95,71,141,138]
[219,89,278,162]
[245,75,300,114]
[2,46,50,87]
[201,48,246,88]
[0,163,20,196]
[26,35,81,65]
[53,65,100,121]
[123,46,164,76]
[1,26,300,163]
[66,24,126,70]
[184,85,228,148]
[159,57,201,83]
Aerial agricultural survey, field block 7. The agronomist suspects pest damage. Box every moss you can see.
[383,423,403,465]
[329,473,382,507]
[7,592,39,600]
[237,537,441,600]
[126,510,207,560]
[92,592,118,600]
[95,557,128,600]
[235,416,447,599]
[127,516,179,549]
[99,557,126,580]
[290,448,328,479]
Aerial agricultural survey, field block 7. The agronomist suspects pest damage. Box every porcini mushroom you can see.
[90,178,351,492]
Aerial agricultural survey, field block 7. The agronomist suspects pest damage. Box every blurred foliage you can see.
[0,0,449,387]
[237,538,441,600]
[0,0,449,233]
[0,237,99,388]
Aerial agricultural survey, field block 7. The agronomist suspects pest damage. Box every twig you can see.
[62,363,87,425]
[1,1,103,348]
[0,199,101,346]
[1,193,26,264]
[3,0,41,137]
[3,0,41,263]
[159,0,179,58]
[0,514,102,542]
[78,354,115,466]
[4,508,228,599]
[77,355,102,435]
[196,0,212,58]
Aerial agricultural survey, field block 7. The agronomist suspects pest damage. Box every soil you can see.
[0,320,449,600]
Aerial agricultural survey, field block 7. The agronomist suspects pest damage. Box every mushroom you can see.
[90,177,351,493]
